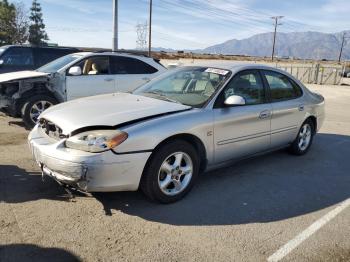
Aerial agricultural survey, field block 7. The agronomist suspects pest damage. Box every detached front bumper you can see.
[28,125,152,192]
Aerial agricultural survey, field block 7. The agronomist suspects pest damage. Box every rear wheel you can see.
[22,95,57,129]
[289,119,315,155]
[140,140,200,203]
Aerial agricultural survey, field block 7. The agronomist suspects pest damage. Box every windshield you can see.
[133,67,231,107]
[37,53,83,73]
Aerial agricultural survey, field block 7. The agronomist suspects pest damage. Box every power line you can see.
[271,16,283,61]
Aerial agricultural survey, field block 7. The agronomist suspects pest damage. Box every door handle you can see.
[259,110,271,119]
[142,77,151,82]
[298,105,305,111]
[104,78,114,82]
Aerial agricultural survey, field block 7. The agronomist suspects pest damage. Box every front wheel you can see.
[140,140,200,203]
[22,95,57,129]
[289,119,315,155]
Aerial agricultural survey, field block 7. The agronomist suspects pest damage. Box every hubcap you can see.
[298,123,312,151]
[158,152,193,196]
[29,101,53,123]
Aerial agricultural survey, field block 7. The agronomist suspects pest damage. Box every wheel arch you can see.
[20,83,60,102]
[143,133,208,176]
[305,115,317,134]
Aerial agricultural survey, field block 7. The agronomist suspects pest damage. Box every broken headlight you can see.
[65,130,128,153]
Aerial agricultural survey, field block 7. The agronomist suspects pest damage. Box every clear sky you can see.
[19,0,350,49]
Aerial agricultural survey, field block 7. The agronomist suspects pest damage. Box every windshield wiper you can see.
[144,91,181,104]
[145,90,164,95]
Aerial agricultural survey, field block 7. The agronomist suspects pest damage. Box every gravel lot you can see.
[0,84,349,262]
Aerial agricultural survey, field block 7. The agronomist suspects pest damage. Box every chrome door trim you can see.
[271,125,298,135]
[217,131,270,146]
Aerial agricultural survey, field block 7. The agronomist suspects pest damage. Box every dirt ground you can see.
[0,84,349,262]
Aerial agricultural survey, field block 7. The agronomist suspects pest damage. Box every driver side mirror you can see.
[68,66,82,76]
[0,59,4,67]
[224,95,246,106]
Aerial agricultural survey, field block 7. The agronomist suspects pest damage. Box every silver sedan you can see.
[28,64,325,203]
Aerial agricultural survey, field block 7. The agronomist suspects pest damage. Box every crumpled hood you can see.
[0,71,49,82]
[40,93,191,134]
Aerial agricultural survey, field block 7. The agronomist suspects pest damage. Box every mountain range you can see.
[155,30,350,60]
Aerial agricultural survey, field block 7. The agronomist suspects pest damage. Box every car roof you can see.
[77,51,153,60]
[1,45,78,50]
[182,62,293,75]
[182,62,275,70]
[72,52,93,56]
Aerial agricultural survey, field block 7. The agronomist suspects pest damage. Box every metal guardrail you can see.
[277,64,346,85]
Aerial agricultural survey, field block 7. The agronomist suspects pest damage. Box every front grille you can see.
[39,118,65,140]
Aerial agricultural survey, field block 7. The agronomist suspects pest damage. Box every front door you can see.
[213,70,272,163]
[66,56,116,100]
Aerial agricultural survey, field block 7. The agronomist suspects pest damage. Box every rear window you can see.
[110,56,158,74]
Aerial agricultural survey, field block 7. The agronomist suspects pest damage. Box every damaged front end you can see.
[0,73,64,116]
[0,81,20,111]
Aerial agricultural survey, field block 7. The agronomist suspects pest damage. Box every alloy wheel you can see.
[298,123,312,151]
[29,101,53,123]
[158,152,193,196]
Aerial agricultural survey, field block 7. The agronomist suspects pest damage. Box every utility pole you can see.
[271,16,283,61]
[338,33,349,63]
[112,0,118,51]
[148,0,153,57]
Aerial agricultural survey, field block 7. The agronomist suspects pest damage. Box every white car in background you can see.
[0,52,166,127]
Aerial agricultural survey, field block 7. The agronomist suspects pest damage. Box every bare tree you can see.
[0,1,29,45]
[12,1,29,44]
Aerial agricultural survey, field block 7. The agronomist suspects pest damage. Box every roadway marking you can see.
[267,198,350,262]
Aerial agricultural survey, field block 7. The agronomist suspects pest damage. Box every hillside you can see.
[201,30,350,60]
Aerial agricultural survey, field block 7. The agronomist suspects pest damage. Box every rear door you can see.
[213,70,272,163]
[0,47,34,73]
[66,55,116,100]
[110,56,159,92]
[261,70,305,148]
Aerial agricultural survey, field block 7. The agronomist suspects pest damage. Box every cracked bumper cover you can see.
[28,125,152,192]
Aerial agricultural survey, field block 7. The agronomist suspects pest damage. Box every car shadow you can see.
[94,133,350,225]
[0,165,86,203]
[8,120,29,130]
[0,244,81,262]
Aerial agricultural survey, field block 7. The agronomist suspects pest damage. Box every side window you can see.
[110,56,158,74]
[263,71,302,102]
[1,48,34,66]
[35,48,63,66]
[221,71,265,106]
[74,56,110,75]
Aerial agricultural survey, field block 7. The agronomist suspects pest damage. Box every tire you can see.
[288,119,315,155]
[22,95,57,129]
[140,140,200,203]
